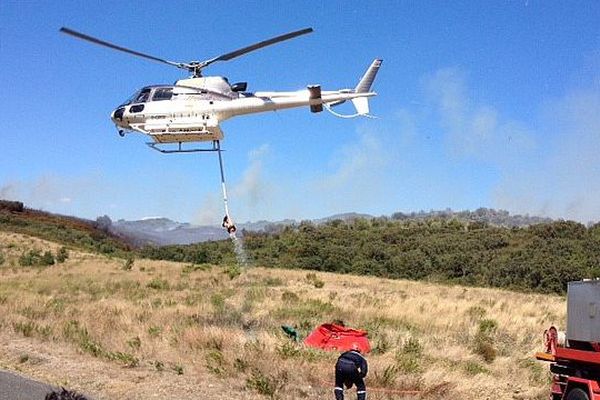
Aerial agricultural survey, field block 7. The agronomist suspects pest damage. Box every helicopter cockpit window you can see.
[152,88,173,101]
[135,88,151,103]
[120,90,140,106]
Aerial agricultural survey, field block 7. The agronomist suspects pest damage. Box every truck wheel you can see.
[566,388,590,400]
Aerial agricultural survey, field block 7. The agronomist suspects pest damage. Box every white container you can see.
[567,280,600,343]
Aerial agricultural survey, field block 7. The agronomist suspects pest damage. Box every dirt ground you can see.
[0,331,267,400]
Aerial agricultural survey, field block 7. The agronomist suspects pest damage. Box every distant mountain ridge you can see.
[111,218,225,246]
[107,208,554,246]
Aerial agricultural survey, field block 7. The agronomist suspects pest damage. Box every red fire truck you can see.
[536,280,600,400]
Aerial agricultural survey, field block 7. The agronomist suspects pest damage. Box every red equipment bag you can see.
[303,323,371,353]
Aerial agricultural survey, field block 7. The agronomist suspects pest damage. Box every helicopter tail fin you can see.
[355,59,382,94]
[351,59,382,115]
[351,97,370,115]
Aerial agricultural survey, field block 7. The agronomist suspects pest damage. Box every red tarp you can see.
[303,323,371,353]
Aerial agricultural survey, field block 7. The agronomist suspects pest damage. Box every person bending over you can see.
[334,344,368,400]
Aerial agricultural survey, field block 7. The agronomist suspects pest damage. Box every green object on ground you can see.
[281,325,299,341]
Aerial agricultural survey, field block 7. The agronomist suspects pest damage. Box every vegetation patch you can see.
[223,264,241,279]
[56,246,69,263]
[473,319,498,363]
[19,249,54,266]
[273,298,337,321]
[396,337,424,373]
[122,257,134,271]
[305,272,325,288]
[276,341,326,362]
[462,360,489,375]
[182,263,211,273]
[147,278,170,290]
[246,369,288,399]
[62,320,138,367]
[371,364,400,387]
[518,357,548,385]
[280,290,299,303]
[205,349,227,375]
[13,321,52,339]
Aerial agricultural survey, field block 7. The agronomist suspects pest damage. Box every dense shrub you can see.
[473,319,498,363]
[56,247,69,263]
[19,250,41,266]
[147,219,600,295]
[41,251,55,266]
[122,257,134,271]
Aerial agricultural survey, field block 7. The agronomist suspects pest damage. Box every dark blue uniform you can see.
[334,350,368,400]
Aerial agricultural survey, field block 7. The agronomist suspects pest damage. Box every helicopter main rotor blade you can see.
[199,27,313,69]
[59,27,186,70]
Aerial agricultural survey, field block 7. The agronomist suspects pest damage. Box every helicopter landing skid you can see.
[146,141,223,154]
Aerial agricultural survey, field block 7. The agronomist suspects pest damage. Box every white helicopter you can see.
[61,27,382,234]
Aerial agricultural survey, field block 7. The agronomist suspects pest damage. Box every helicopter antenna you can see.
[60,27,313,78]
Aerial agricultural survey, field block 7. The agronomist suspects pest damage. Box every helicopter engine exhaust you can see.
[308,85,323,113]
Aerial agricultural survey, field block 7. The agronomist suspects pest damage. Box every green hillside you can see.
[0,201,131,255]
[3,200,599,295]
[141,218,600,294]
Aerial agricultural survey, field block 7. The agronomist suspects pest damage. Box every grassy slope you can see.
[0,232,562,400]
[0,209,131,255]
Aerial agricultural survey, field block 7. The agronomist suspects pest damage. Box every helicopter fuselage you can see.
[111,75,376,144]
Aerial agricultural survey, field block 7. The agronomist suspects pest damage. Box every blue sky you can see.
[1,1,599,224]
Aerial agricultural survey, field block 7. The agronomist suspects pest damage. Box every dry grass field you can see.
[0,231,565,399]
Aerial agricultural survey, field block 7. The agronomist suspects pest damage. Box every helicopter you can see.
[60,27,382,235]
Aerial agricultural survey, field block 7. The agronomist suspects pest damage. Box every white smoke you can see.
[0,174,103,213]
[493,87,600,222]
[231,144,271,208]
[192,144,272,224]
[193,192,222,225]
[311,125,392,214]
[424,67,600,223]
[424,67,536,164]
